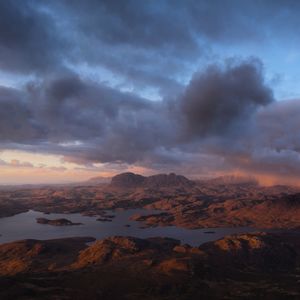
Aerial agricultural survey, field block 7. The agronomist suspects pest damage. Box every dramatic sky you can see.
[1,0,300,185]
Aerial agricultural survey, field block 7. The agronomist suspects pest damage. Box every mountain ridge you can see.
[110,172,195,189]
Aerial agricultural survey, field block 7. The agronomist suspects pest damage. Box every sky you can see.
[1,0,300,185]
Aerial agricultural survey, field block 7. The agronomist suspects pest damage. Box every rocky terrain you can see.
[36,218,82,226]
[1,173,300,299]
[0,232,300,299]
[0,172,299,230]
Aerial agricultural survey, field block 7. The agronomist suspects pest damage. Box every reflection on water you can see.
[0,209,256,246]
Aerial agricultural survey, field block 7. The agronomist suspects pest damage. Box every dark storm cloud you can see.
[0,1,66,74]
[28,73,158,143]
[0,72,176,166]
[190,98,300,179]
[180,58,274,137]
[59,0,198,55]
[1,54,300,182]
[0,59,275,167]
[256,100,300,153]
[246,100,300,177]
[0,73,156,141]
[2,0,300,95]
[58,0,300,53]
[0,86,43,142]
[52,0,262,95]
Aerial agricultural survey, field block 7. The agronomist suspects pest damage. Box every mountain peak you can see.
[110,172,194,189]
[110,172,146,188]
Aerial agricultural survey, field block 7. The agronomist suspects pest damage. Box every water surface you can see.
[0,209,256,246]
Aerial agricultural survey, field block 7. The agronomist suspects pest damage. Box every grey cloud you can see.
[1,0,300,98]
[0,1,66,74]
[0,71,176,165]
[0,86,43,142]
[179,58,274,138]
[60,0,300,52]
[61,0,198,55]
[75,1,300,107]
[0,44,299,183]
[194,98,300,180]
[256,100,300,153]
[0,0,300,184]
[246,100,300,177]
[0,59,275,169]
[28,73,155,142]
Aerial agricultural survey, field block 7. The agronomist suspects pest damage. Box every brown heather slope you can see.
[0,232,300,299]
[137,191,300,229]
[0,237,94,276]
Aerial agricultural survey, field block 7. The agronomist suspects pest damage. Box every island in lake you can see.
[36,218,82,226]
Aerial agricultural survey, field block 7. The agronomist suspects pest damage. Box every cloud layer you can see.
[0,1,300,184]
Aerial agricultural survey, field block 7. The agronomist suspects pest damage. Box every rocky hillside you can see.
[0,232,300,299]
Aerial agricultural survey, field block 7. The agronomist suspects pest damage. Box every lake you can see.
[0,209,257,246]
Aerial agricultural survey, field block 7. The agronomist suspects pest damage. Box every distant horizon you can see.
[0,171,296,188]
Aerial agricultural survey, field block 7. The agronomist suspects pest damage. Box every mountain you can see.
[110,172,146,188]
[110,172,195,189]
[144,173,195,189]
